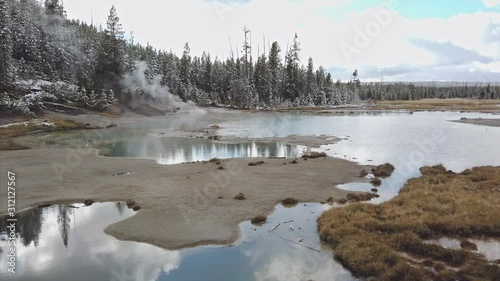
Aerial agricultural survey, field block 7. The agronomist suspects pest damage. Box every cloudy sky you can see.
[64,0,500,82]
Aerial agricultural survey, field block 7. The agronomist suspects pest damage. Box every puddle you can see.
[0,202,356,281]
[425,237,500,261]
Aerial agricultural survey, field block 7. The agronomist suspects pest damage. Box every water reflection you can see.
[0,203,354,281]
[0,203,181,281]
[102,137,306,164]
[0,208,43,248]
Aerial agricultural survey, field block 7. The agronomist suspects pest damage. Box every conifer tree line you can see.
[0,0,498,115]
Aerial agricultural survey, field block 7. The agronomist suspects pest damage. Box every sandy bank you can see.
[0,148,369,250]
[451,118,500,127]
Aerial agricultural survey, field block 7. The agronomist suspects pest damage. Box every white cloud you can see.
[484,0,500,7]
[64,0,500,81]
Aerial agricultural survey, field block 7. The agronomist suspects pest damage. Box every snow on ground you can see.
[0,120,55,128]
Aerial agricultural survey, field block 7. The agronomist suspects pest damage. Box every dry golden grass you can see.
[318,165,500,280]
[373,99,500,112]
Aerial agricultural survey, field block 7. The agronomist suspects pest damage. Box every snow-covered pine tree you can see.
[268,41,282,105]
[0,0,13,90]
[283,33,301,104]
[96,5,125,87]
[44,0,65,26]
[306,57,319,105]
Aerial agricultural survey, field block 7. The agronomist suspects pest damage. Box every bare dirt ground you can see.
[0,147,370,250]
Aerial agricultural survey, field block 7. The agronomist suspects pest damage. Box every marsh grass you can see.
[373,99,500,112]
[372,163,395,178]
[318,165,500,280]
[0,115,92,150]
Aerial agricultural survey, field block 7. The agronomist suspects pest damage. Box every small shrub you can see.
[420,165,447,175]
[209,158,221,163]
[460,240,478,251]
[346,192,378,202]
[359,170,368,177]
[248,161,265,166]
[251,215,267,225]
[126,199,136,208]
[234,193,245,200]
[371,178,382,186]
[133,205,141,211]
[302,152,327,159]
[372,163,395,178]
[282,197,298,205]
[337,198,348,204]
[84,199,94,206]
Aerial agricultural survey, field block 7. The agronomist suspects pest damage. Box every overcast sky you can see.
[64,0,500,82]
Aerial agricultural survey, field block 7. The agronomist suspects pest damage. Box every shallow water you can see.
[0,202,355,281]
[425,237,500,261]
[7,110,500,280]
[102,137,307,164]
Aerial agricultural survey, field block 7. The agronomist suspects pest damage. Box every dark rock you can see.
[126,199,136,208]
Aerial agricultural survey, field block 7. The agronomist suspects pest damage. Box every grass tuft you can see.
[251,215,267,225]
[302,152,327,159]
[234,193,245,200]
[372,163,395,178]
[282,197,298,206]
[370,178,382,186]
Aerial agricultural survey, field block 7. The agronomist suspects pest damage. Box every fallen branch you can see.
[268,223,280,233]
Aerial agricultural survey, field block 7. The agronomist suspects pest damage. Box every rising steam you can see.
[121,61,198,110]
